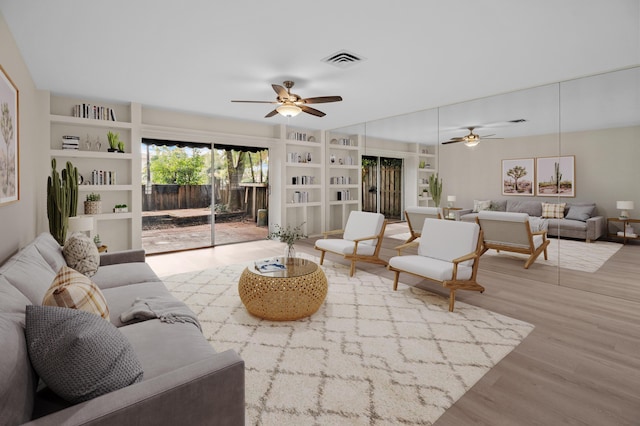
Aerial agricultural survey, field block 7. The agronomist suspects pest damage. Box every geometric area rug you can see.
[162,255,534,425]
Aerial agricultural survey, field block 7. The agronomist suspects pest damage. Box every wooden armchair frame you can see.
[316,219,388,277]
[477,211,550,269]
[388,229,484,312]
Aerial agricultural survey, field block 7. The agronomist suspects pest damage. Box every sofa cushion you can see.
[0,276,31,314]
[43,266,110,320]
[542,202,567,219]
[101,281,175,327]
[63,233,100,277]
[118,319,216,380]
[473,199,491,213]
[25,305,143,404]
[0,244,56,304]
[0,313,37,425]
[33,232,67,273]
[507,200,542,216]
[565,204,595,221]
[91,262,161,290]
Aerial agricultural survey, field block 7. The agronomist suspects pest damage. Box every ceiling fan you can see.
[441,119,526,147]
[442,127,502,147]
[231,80,342,118]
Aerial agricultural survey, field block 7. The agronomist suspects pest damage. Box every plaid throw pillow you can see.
[43,265,110,320]
[541,202,566,219]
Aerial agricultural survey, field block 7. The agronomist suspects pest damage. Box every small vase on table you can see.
[284,244,296,263]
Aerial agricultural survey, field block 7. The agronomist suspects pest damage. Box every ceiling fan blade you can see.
[272,84,288,99]
[300,105,326,117]
[301,96,343,104]
[231,100,278,104]
[478,134,496,138]
[479,137,503,140]
[441,139,464,145]
[264,109,279,118]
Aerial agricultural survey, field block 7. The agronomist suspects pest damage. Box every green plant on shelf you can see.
[107,131,120,151]
[86,192,101,201]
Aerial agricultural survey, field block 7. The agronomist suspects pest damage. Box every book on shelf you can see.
[254,258,286,273]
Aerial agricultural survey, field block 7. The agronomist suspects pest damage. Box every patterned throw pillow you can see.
[473,200,491,213]
[63,233,100,277]
[43,265,110,320]
[541,202,566,219]
[25,305,143,404]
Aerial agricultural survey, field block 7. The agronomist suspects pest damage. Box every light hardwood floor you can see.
[146,224,640,426]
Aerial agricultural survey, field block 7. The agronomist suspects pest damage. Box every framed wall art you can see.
[502,158,534,196]
[536,155,575,197]
[0,65,19,206]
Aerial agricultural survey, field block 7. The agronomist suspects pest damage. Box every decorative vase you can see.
[84,201,101,215]
[284,244,296,262]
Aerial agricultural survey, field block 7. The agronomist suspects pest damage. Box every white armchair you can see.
[388,218,484,312]
[404,206,442,243]
[315,211,387,276]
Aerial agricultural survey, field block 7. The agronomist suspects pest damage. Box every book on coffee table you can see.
[255,258,286,273]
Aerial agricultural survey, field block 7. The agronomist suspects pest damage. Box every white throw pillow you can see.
[473,200,491,213]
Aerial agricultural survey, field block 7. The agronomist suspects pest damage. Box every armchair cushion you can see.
[314,238,376,256]
[343,211,385,245]
[388,255,473,281]
[418,219,480,267]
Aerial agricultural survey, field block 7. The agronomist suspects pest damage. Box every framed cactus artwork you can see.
[0,65,19,206]
[535,155,575,197]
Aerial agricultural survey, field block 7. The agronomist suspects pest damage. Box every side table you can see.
[442,207,463,220]
[607,218,640,244]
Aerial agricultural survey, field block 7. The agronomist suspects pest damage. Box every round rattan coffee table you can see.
[238,257,327,321]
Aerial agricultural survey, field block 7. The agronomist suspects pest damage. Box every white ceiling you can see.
[1,1,639,134]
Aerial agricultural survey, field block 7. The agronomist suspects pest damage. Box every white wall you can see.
[0,13,47,262]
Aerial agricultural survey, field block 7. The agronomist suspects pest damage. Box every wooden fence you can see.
[142,185,212,211]
[361,163,402,219]
[142,184,268,217]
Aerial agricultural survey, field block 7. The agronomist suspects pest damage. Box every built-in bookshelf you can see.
[281,126,324,237]
[49,95,138,251]
[326,134,362,230]
[416,144,437,206]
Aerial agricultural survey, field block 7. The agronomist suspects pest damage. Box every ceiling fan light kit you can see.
[276,103,302,117]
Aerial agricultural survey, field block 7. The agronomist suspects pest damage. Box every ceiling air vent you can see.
[322,50,366,68]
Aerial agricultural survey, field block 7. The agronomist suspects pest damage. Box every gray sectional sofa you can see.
[0,232,244,425]
[460,199,606,242]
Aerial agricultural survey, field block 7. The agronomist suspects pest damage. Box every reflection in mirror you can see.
[325,123,366,230]
[438,84,561,285]
[559,66,640,300]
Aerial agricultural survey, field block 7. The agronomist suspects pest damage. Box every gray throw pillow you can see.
[25,305,143,404]
[565,204,595,222]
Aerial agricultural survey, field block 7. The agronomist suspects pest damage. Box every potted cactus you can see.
[47,159,79,245]
[428,173,443,207]
[84,192,101,215]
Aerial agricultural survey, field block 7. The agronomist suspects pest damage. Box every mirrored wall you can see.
[330,65,640,298]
